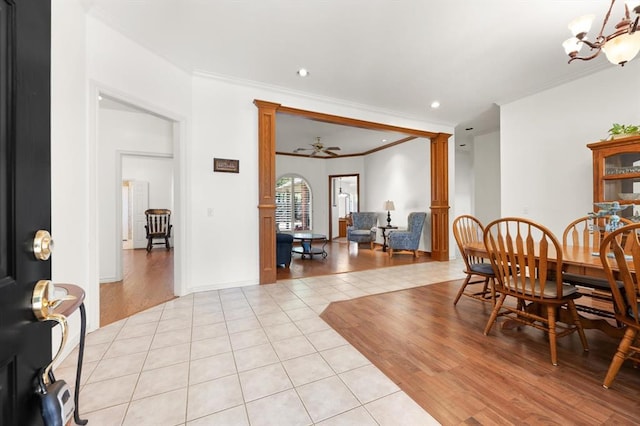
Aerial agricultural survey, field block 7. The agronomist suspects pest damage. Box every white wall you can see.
[98,109,173,282]
[454,148,472,222]
[364,138,432,251]
[51,0,89,362]
[473,131,500,225]
[500,60,640,238]
[123,156,174,211]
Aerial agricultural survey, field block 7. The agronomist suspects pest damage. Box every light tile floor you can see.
[58,260,465,426]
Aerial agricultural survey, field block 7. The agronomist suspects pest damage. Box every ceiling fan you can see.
[293,137,341,157]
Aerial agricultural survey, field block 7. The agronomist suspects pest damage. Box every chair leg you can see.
[388,249,393,258]
[547,305,559,366]
[413,250,418,258]
[453,275,472,306]
[146,238,152,252]
[603,327,638,388]
[484,293,506,335]
[567,300,589,352]
[165,237,170,250]
[370,241,374,250]
[481,278,489,298]
[489,278,497,304]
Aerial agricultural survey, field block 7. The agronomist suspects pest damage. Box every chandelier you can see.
[563,0,640,66]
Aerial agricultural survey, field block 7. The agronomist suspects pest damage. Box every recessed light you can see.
[430,101,440,109]
[381,139,388,143]
[297,68,309,77]
[98,95,103,101]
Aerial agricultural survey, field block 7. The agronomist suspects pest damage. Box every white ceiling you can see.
[86,0,624,154]
[275,114,422,157]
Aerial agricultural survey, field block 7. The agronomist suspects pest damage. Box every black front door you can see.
[1,1,52,425]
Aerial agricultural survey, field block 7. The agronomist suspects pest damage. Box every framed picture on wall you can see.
[213,158,239,173]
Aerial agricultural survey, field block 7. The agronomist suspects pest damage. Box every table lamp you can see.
[383,200,395,226]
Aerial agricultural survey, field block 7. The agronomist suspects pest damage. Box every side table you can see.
[379,226,398,252]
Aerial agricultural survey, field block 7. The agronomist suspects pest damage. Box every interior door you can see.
[0,1,53,425]
[131,180,149,249]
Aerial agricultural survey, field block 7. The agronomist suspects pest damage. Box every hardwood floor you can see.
[100,248,175,327]
[277,238,433,280]
[320,280,640,425]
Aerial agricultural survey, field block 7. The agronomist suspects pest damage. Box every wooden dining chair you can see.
[145,209,173,252]
[483,217,589,366]
[563,215,633,252]
[452,215,496,306]
[562,215,632,322]
[599,222,640,388]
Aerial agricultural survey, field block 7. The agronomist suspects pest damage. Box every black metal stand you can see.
[74,303,88,425]
[386,210,392,226]
[380,226,398,252]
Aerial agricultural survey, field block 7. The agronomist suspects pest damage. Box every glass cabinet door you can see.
[603,152,640,218]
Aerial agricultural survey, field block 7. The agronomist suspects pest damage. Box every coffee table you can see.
[292,233,328,259]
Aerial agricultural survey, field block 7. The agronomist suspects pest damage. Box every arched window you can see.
[276,175,312,231]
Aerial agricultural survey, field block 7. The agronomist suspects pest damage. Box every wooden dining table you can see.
[463,241,628,338]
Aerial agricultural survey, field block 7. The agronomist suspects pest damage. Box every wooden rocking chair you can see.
[145,209,172,252]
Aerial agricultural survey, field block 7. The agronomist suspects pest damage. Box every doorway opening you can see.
[328,174,359,241]
[96,92,179,326]
[120,154,174,253]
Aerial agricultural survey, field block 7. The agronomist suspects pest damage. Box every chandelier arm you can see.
[568,49,603,64]
[579,38,604,49]
[595,0,618,39]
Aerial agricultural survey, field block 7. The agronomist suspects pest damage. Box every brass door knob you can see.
[33,229,54,260]
[32,280,76,320]
[32,280,76,383]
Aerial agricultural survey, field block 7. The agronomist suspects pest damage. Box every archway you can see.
[255,100,451,284]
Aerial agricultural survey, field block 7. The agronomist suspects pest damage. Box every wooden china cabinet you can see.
[588,135,640,219]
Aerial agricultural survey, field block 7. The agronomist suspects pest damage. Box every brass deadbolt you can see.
[33,230,54,261]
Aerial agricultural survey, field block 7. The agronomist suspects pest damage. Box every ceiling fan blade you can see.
[325,150,339,157]
[325,147,341,151]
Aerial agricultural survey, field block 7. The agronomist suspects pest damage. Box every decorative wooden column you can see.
[430,133,451,261]
[254,100,280,284]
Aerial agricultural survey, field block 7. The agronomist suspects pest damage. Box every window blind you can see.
[276,176,312,231]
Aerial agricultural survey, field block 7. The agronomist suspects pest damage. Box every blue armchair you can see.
[276,232,294,267]
[347,212,378,249]
[388,212,427,257]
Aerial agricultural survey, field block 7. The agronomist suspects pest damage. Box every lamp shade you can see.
[562,37,583,55]
[602,32,640,65]
[383,200,395,211]
[568,14,595,37]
